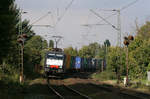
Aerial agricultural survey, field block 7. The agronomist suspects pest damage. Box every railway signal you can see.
[123,35,134,87]
[124,35,134,46]
[17,34,27,43]
[17,33,27,83]
[90,0,138,84]
[128,35,134,41]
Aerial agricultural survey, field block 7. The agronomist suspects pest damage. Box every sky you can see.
[15,0,150,49]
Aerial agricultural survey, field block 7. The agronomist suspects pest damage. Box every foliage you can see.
[0,0,21,83]
[49,40,54,48]
[0,0,18,62]
[64,47,78,56]
[1,0,150,84]
[78,45,91,58]
[42,40,48,49]
[97,45,106,59]
[128,39,150,79]
[104,39,111,47]
[92,71,116,81]
[107,47,126,75]
[40,49,48,66]
[123,21,150,79]
[20,19,35,41]
[137,21,150,40]
[104,21,150,80]
[88,42,100,58]
[0,0,36,79]
[0,0,48,82]
[78,42,100,58]
[24,36,48,76]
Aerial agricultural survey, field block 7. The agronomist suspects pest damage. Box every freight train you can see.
[44,50,105,76]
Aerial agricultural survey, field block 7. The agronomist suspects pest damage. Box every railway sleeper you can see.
[63,84,92,99]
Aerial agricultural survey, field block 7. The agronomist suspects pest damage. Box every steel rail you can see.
[63,84,92,99]
[47,78,92,99]
[47,79,64,99]
[89,83,112,92]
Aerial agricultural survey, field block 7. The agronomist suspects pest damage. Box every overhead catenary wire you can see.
[90,0,139,38]
[82,11,117,28]
[90,9,118,31]
[21,11,52,33]
[98,0,139,12]
[96,12,117,25]
[82,24,109,27]
[50,13,55,27]
[120,0,139,11]
[32,25,52,27]
[31,11,51,25]
[54,0,74,27]
[90,0,139,85]
[57,8,59,20]
[21,0,74,28]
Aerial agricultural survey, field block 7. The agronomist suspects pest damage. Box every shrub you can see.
[92,71,117,81]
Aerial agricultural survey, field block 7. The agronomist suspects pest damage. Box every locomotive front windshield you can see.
[56,54,64,60]
[47,53,64,60]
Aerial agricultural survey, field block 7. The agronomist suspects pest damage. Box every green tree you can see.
[0,0,34,69]
[24,36,46,76]
[88,42,100,58]
[107,47,126,74]
[78,46,91,58]
[137,21,150,40]
[97,45,105,59]
[78,42,100,58]
[0,0,18,62]
[42,40,48,49]
[104,39,111,47]
[64,47,78,56]
[128,38,150,79]
[49,40,54,48]
[125,21,150,79]
[21,19,34,39]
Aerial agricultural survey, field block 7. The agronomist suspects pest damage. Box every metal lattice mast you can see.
[18,9,27,83]
[117,9,122,83]
[117,10,121,47]
[90,0,138,84]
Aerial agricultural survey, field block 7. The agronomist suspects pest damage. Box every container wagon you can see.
[44,50,104,76]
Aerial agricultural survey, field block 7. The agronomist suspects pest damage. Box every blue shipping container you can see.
[75,57,81,69]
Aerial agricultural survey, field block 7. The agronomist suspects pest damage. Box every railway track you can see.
[47,78,92,99]
[46,74,150,99]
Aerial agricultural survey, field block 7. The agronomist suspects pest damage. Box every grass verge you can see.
[91,71,150,93]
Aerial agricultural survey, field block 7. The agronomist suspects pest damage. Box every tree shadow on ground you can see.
[1,78,150,99]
